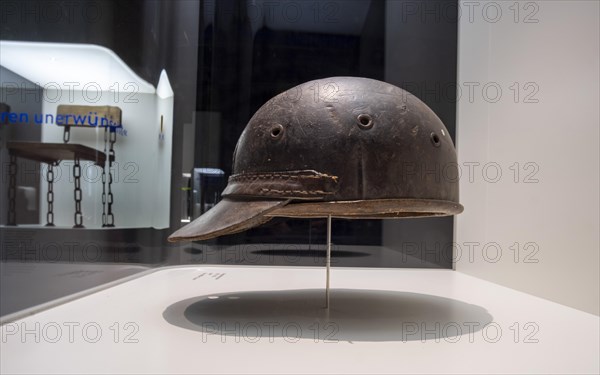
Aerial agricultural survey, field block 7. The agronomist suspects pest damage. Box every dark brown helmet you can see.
[169,77,462,242]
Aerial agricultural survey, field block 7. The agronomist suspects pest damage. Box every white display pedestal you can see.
[1,265,598,374]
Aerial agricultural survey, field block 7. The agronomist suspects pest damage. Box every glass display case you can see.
[1,1,598,374]
[1,0,459,317]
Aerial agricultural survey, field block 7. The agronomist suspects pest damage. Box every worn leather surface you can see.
[266,199,463,218]
[168,198,288,242]
[169,77,463,242]
[222,170,339,199]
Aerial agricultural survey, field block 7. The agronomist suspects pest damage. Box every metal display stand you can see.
[325,215,332,309]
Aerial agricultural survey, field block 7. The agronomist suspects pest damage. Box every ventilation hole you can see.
[357,114,373,129]
[270,124,283,138]
[430,132,441,147]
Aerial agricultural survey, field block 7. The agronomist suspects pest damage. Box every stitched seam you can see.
[230,175,332,180]
[229,172,338,182]
[259,188,331,195]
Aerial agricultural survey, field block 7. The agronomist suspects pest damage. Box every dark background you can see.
[0,0,458,317]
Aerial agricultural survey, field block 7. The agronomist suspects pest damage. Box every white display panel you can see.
[1,265,598,374]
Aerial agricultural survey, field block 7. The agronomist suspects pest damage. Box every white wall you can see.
[456,0,599,315]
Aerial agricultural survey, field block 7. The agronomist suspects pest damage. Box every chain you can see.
[105,128,116,227]
[63,126,70,143]
[73,157,83,228]
[7,154,17,225]
[102,127,107,226]
[45,162,57,226]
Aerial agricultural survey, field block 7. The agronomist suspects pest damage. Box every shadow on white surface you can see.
[251,249,370,258]
[163,289,493,342]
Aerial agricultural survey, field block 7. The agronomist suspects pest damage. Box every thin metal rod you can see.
[308,219,312,251]
[325,215,332,309]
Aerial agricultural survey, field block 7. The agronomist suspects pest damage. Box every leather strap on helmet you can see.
[222,170,339,200]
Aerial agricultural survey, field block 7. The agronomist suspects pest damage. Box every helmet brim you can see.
[168,197,289,242]
[168,196,464,242]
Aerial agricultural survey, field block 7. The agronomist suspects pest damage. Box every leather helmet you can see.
[169,77,463,242]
